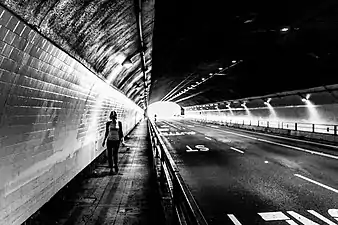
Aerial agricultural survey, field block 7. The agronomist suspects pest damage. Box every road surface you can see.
[155,118,338,225]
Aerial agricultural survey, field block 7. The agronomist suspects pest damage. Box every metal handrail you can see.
[194,117,338,136]
[148,119,208,225]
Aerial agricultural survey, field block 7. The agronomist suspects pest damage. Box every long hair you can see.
[109,111,117,120]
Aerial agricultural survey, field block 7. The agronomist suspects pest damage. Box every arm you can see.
[102,122,109,147]
[119,121,124,140]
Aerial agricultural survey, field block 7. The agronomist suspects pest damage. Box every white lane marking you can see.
[186,145,198,152]
[205,126,338,160]
[328,209,338,221]
[163,122,181,130]
[287,211,320,225]
[210,125,219,128]
[158,128,169,131]
[187,120,338,149]
[307,210,337,225]
[286,220,299,225]
[258,211,290,221]
[258,138,338,160]
[230,147,244,154]
[188,125,195,127]
[294,174,338,194]
[227,214,243,225]
[205,137,212,140]
[229,126,338,150]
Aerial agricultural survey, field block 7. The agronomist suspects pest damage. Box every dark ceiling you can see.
[150,0,338,106]
[3,0,338,108]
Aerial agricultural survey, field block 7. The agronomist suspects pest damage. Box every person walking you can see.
[102,111,123,174]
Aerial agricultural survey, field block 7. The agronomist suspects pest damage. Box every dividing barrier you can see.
[201,118,337,135]
[192,117,338,144]
[148,119,208,225]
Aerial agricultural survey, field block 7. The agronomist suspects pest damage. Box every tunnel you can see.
[0,0,338,224]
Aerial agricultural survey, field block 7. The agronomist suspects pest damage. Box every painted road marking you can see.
[158,128,169,131]
[188,125,195,127]
[163,121,181,129]
[226,125,338,150]
[204,126,338,160]
[205,137,212,140]
[307,210,337,225]
[187,120,338,149]
[186,145,198,152]
[285,220,299,225]
[294,174,338,194]
[186,145,209,152]
[287,211,320,225]
[328,209,338,221]
[258,211,290,221]
[230,147,244,154]
[227,214,243,225]
[231,210,338,224]
[162,131,196,136]
[210,125,219,128]
[196,145,209,151]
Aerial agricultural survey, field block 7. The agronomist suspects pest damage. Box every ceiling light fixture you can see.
[263,98,271,105]
[299,93,310,102]
[281,27,289,32]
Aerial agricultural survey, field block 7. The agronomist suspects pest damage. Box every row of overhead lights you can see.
[187,94,311,110]
[170,60,240,101]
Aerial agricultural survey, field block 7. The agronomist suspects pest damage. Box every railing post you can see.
[334,125,337,136]
[250,120,251,126]
[295,123,297,131]
[258,120,260,127]
[267,121,269,128]
[243,120,244,125]
[281,122,283,129]
[312,124,315,133]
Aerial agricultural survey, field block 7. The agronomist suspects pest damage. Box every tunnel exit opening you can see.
[148,101,182,120]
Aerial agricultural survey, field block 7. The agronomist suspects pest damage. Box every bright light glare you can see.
[281,27,289,32]
[148,101,181,119]
[232,60,236,63]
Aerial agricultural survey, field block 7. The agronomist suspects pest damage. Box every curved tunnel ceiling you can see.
[3,0,338,109]
[1,0,154,109]
[150,0,338,107]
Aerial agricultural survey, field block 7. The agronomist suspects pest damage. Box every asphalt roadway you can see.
[155,118,338,225]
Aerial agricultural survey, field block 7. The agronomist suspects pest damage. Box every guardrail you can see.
[148,119,208,225]
[196,117,338,136]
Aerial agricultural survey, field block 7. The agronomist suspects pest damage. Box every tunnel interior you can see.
[1,0,338,224]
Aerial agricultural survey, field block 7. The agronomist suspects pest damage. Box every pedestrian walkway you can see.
[29,120,165,225]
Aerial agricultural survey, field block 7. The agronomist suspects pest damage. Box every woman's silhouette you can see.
[102,111,123,174]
